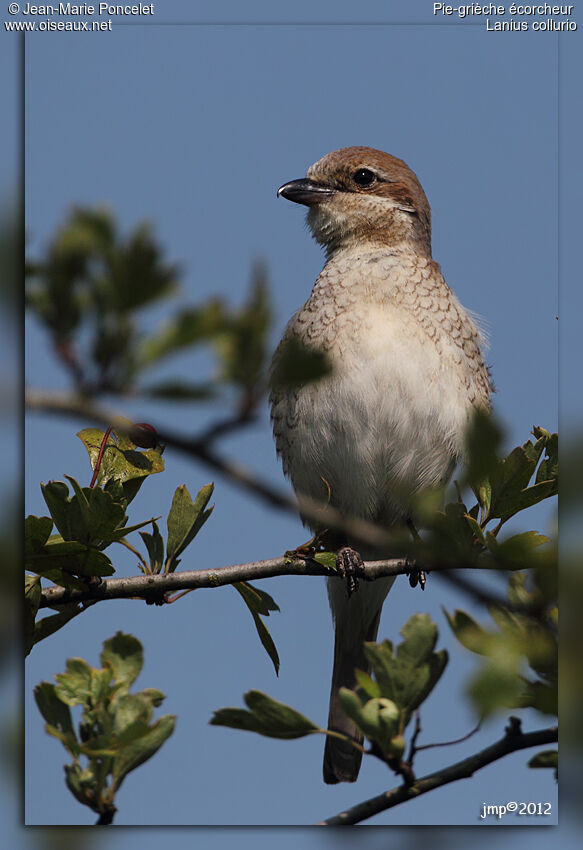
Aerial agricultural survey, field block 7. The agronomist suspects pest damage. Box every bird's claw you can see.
[407,559,427,591]
[336,546,364,597]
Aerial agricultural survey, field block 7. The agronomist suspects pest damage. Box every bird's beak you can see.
[277,178,336,206]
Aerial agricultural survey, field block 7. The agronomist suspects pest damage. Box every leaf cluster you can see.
[26,208,272,407]
[24,425,211,653]
[34,632,175,823]
[339,615,447,762]
[445,570,557,773]
[211,615,447,773]
[401,417,558,577]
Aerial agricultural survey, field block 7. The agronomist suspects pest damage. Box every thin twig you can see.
[415,719,482,753]
[317,719,557,826]
[406,711,422,765]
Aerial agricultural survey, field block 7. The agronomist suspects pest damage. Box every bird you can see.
[269,146,492,784]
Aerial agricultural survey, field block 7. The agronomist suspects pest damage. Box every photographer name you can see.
[20,2,155,14]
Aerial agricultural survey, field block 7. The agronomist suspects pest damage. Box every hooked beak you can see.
[277,178,336,206]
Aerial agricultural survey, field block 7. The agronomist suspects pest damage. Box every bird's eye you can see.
[352,168,377,187]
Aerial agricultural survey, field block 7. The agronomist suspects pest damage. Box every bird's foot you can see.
[336,546,364,598]
[406,558,427,591]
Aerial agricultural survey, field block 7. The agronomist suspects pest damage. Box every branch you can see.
[39,556,409,608]
[317,719,557,826]
[26,389,549,615]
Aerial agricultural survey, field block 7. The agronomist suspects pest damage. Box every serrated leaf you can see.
[165,483,214,569]
[354,668,381,698]
[234,581,280,615]
[313,551,337,570]
[210,690,320,739]
[233,582,280,674]
[26,540,115,581]
[64,762,99,812]
[64,476,128,547]
[111,693,152,736]
[396,614,438,667]
[214,270,271,391]
[25,515,53,554]
[32,603,88,651]
[110,714,176,792]
[489,531,551,569]
[528,749,558,771]
[270,336,332,389]
[518,680,557,716]
[100,632,143,690]
[465,514,485,544]
[41,481,76,540]
[139,520,165,574]
[137,300,226,368]
[444,609,493,655]
[469,662,523,717]
[54,658,95,706]
[77,426,164,494]
[34,681,76,737]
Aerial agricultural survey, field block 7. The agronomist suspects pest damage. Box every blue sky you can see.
[7,0,581,841]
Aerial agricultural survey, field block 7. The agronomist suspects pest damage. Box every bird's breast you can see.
[270,250,489,523]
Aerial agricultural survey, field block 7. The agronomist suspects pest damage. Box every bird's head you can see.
[277,146,432,258]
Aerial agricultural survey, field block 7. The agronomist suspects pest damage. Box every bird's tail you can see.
[323,575,394,784]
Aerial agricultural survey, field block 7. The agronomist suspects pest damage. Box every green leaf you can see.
[535,431,558,485]
[100,632,144,690]
[64,476,128,546]
[34,681,76,738]
[34,629,175,816]
[77,426,164,496]
[488,530,550,570]
[233,582,280,675]
[469,662,523,717]
[214,268,271,391]
[210,690,320,739]
[41,480,76,540]
[465,408,504,480]
[362,616,448,727]
[313,551,338,570]
[139,520,165,574]
[25,515,53,554]
[165,483,214,570]
[465,514,485,544]
[54,658,95,706]
[528,749,558,773]
[25,574,42,656]
[270,336,332,389]
[64,762,99,812]
[26,540,115,582]
[32,603,88,651]
[137,301,226,368]
[396,614,438,667]
[142,380,216,401]
[354,668,381,698]
[111,693,153,736]
[444,609,493,655]
[111,714,176,791]
[339,690,401,756]
[519,680,557,716]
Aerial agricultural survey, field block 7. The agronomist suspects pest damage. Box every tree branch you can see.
[27,389,549,615]
[317,719,558,826]
[39,556,409,608]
